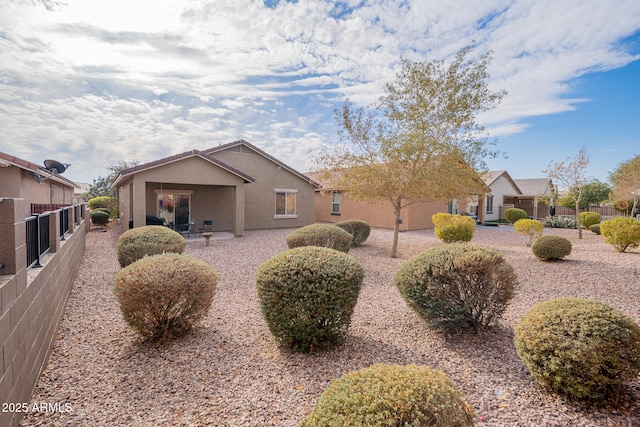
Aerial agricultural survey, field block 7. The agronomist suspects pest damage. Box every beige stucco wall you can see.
[210,149,316,230]
[484,175,519,222]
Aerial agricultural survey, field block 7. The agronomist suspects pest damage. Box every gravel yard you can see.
[20,224,640,427]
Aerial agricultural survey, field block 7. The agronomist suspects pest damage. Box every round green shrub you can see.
[256,246,364,352]
[90,210,110,226]
[513,218,544,247]
[88,196,118,218]
[335,220,371,247]
[92,207,111,217]
[432,214,476,243]
[286,224,353,253]
[578,212,601,229]
[589,224,601,235]
[114,253,218,342]
[117,225,186,267]
[301,364,474,427]
[531,235,572,261]
[514,298,640,401]
[504,207,528,224]
[394,243,518,333]
[600,217,640,253]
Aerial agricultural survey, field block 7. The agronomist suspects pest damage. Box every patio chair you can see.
[199,220,213,233]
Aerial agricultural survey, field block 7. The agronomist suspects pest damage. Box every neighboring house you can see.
[467,170,554,221]
[112,140,320,236]
[0,151,87,427]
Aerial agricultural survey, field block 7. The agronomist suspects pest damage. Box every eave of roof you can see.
[0,151,78,188]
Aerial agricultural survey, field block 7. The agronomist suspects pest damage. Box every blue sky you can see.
[1,0,639,186]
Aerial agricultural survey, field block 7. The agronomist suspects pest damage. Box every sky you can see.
[1,0,639,187]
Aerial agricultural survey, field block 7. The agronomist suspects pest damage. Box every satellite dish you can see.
[44,159,70,174]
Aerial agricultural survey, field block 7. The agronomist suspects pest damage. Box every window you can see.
[275,189,297,218]
[331,191,341,214]
[486,195,494,213]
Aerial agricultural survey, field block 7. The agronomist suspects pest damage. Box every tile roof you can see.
[0,151,78,187]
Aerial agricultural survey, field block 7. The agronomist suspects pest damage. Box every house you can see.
[112,140,320,236]
[467,170,554,221]
[0,151,88,427]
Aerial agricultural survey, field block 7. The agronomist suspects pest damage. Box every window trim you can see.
[274,189,298,219]
[486,195,494,214]
[331,191,341,215]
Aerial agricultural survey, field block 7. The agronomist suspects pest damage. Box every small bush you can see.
[335,220,371,247]
[92,207,111,217]
[432,213,476,243]
[256,246,364,352]
[579,212,601,229]
[90,210,110,226]
[504,208,528,224]
[117,225,186,267]
[541,215,577,229]
[532,235,572,261]
[514,298,640,401]
[114,253,218,342]
[590,224,601,235]
[301,364,474,427]
[600,217,640,253]
[513,218,544,247]
[286,224,353,253]
[394,243,518,333]
[88,196,118,218]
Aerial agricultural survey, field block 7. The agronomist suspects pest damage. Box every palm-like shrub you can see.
[116,225,186,267]
[335,220,371,247]
[432,213,476,243]
[395,243,518,333]
[578,212,601,229]
[504,208,528,224]
[600,217,640,252]
[532,235,571,261]
[301,364,474,427]
[286,223,353,253]
[114,253,218,342]
[513,218,544,246]
[514,298,640,401]
[256,246,364,352]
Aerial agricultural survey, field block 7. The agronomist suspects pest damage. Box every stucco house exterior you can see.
[112,140,320,236]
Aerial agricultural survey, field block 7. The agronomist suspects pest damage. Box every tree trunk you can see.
[575,200,583,239]
[391,199,402,258]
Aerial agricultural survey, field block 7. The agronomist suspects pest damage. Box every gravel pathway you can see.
[20,224,640,426]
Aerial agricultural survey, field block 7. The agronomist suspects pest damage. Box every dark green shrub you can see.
[114,253,218,342]
[90,210,110,226]
[117,225,186,267]
[513,218,543,247]
[301,364,474,427]
[504,207,528,224]
[600,217,640,253]
[335,220,371,247]
[92,207,111,217]
[432,213,476,243]
[532,235,571,261]
[579,212,601,229]
[514,298,640,401]
[256,246,364,352]
[88,196,118,218]
[394,243,518,333]
[286,224,353,253]
[541,215,577,229]
[589,224,601,235]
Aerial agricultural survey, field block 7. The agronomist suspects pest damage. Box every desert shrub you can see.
[513,218,544,247]
[590,224,601,235]
[90,210,110,226]
[335,220,371,247]
[301,364,474,427]
[600,217,640,253]
[88,196,118,218]
[514,298,640,401]
[256,246,364,352]
[532,235,572,261]
[286,223,353,253]
[579,212,601,229]
[432,214,476,243]
[394,243,518,333]
[504,207,528,224]
[114,253,218,342]
[116,225,186,267]
[541,215,577,229]
[92,207,111,217]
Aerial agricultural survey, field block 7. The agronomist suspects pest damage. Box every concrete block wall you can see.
[0,198,86,427]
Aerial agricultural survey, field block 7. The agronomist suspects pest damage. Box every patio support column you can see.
[132,178,147,229]
[234,185,244,236]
